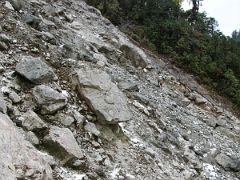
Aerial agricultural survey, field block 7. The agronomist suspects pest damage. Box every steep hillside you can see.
[0,0,240,179]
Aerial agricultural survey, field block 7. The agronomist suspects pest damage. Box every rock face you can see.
[0,113,52,179]
[32,85,67,114]
[0,0,240,179]
[21,110,48,131]
[16,56,57,84]
[43,126,84,164]
[72,67,132,124]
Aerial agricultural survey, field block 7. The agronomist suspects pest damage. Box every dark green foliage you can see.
[86,0,240,107]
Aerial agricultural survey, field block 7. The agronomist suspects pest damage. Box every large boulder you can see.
[43,126,84,164]
[16,56,57,84]
[0,113,52,179]
[32,85,67,114]
[72,67,132,124]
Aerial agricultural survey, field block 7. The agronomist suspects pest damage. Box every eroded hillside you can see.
[0,0,240,179]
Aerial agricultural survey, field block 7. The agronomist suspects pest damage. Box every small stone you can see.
[92,141,100,148]
[41,32,56,45]
[0,65,5,73]
[21,110,48,131]
[145,147,156,158]
[195,97,207,105]
[64,13,74,22]
[32,85,67,115]
[0,41,9,51]
[25,131,40,145]
[84,121,100,136]
[25,14,41,29]
[118,81,139,92]
[73,110,85,129]
[56,113,75,127]
[8,91,21,104]
[5,1,15,10]
[0,34,11,43]
[71,160,87,170]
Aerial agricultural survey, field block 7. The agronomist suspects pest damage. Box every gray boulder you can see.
[21,110,48,131]
[84,121,100,136]
[8,91,21,104]
[0,113,52,179]
[16,56,57,84]
[56,113,75,127]
[72,67,132,124]
[43,126,84,164]
[32,85,67,114]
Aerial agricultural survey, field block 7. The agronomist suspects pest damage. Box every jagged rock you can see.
[73,110,85,129]
[56,113,75,126]
[32,85,67,114]
[120,44,150,68]
[84,121,100,136]
[0,92,7,114]
[215,153,240,172]
[16,56,57,84]
[72,67,132,124]
[43,126,84,164]
[0,113,52,179]
[21,110,48,131]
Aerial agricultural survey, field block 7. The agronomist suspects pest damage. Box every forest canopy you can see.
[86,0,240,107]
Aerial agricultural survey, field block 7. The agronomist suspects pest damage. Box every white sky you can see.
[182,0,240,36]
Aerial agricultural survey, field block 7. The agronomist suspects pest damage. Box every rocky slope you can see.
[0,0,240,179]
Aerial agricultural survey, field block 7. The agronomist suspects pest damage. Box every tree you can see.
[232,29,240,41]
